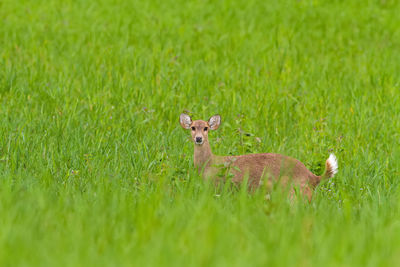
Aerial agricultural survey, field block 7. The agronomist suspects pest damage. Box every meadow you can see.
[1,0,400,266]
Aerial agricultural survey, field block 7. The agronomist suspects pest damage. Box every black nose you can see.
[195,137,202,143]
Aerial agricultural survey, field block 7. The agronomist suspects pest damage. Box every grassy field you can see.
[1,0,400,266]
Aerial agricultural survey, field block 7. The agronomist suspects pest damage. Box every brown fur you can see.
[324,159,336,179]
[180,114,336,201]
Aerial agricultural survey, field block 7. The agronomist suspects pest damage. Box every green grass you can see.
[1,0,400,266]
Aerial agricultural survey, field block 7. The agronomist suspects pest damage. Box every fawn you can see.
[180,113,338,200]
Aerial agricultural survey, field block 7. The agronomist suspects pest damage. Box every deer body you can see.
[180,114,338,200]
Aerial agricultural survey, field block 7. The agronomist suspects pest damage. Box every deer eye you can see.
[191,127,195,131]
[204,127,208,131]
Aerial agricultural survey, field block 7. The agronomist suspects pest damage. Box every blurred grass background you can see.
[0,0,400,266]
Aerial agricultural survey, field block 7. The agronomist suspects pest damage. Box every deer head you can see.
[179,114,221,145]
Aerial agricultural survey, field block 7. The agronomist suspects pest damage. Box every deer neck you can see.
[194,140,213,169]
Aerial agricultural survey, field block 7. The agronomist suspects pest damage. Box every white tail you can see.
[324,154,338,179]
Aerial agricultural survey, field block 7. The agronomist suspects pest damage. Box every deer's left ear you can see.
[180,113,192,129]
[208,114,221,130]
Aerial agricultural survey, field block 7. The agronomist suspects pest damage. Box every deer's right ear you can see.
[208,114,221,130]
[179,113,192,129]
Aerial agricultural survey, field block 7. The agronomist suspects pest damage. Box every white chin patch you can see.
[195,141,203,145]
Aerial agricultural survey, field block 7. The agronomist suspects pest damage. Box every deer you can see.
[179,113,338,200]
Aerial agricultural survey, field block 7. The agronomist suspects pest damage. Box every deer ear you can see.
[179,113,192,129]
[208,114,221,130]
